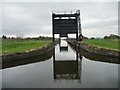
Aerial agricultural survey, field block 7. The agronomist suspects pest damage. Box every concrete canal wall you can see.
[2,48,53,69]
[1,42,55,61]
[67,40,120,58]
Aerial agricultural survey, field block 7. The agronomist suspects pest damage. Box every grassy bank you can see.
[84,39,119,51]
[1,39,51,54]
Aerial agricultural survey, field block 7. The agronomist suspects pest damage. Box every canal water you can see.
[2,41,118,88]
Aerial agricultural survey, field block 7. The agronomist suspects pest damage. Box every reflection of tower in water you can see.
[78,53,83,83]
[53,43,83,83]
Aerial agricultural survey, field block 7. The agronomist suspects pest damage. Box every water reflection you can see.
[2,42,118,88]
[53,43,83,82]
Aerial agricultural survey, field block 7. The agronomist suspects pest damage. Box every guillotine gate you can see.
[52,10,82,42]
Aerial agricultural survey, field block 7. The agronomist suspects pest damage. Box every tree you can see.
[104,36,109,39]
[91,37,95,39]
[2,35,7,39]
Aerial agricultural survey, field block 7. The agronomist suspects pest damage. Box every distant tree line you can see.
[104,34,120,39]
[1,34,120,40]
[25,36,52,40]
[84,34,120,39]
[2,35,7,39]
[67,34,120,40]
[1,35,52,40]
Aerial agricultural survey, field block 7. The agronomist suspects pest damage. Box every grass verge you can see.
[84,39,119,51]
[1,39,51,54]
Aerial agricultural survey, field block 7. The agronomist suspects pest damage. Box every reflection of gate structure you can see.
[52,10,82,42]
[53,47,82,81]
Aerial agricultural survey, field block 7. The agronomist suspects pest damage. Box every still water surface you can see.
[2,41,118,88]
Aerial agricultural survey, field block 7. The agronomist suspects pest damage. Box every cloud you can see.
[2,2,118,38]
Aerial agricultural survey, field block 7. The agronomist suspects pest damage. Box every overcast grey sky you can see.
[2,2,118,38]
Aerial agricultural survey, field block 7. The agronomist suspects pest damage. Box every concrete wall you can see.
[1,42,54,61]
[67,40,120,58]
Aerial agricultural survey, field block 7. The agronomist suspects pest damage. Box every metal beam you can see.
[53,13,78,18]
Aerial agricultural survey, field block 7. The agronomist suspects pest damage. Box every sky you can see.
[1,1,119,38]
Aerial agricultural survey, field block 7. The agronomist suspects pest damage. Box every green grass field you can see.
[1,39,51,54]
[84,39,119,50]
[0,38,119,54]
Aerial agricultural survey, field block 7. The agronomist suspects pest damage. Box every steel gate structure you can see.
[52,10,82,42]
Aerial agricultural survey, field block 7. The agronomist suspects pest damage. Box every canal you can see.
[2,40,118,88]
